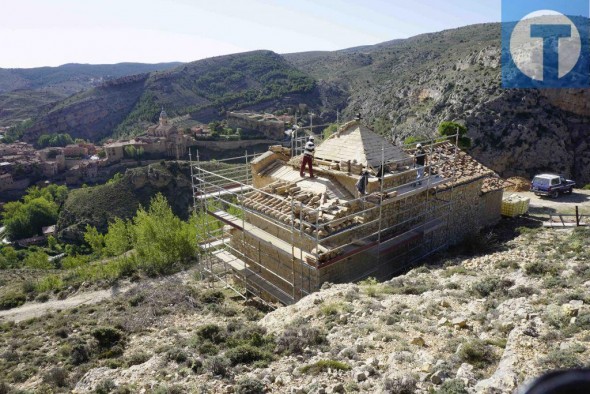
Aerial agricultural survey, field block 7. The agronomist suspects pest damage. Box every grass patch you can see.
[301,359,351,375]
[457,339,497,368]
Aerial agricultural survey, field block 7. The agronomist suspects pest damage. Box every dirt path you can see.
[0,284,132,323]
[510,190,590,215]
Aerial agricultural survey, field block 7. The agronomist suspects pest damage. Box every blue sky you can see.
[1,0,500,68]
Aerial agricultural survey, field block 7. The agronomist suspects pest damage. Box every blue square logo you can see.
[502,0,590,88]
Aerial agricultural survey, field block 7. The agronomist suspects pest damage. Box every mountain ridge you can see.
[5,23,590,184]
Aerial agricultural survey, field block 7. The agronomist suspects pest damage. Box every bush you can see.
[36,275,64,293]
[542,350,584,370]
[127,351,151,366]
[436,379,468,394]
[457,339,496,368]
[199,290,225,304]
[226,344,270,366]
[42,367,68,387]
[301,360,351,375]
[70,343,90,365]
[195,324,226,344]
[235,377,265,394]
[206,355,230,377]
[525,261,561,276]
[0,291,26,310]
[166,347,188,363]
[472,277,513,297]
[275,326,328,355]
[381,375,417,394]
[92,326,125,349]
[95,379,117,394]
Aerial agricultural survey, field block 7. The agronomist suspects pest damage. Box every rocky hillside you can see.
[22,51,322,142]
[11,23,590,183]
[56,161,193,243]
[2,225,588,393]
[0,62,182,94]
[284,23,590,185]
[0,62,181,127]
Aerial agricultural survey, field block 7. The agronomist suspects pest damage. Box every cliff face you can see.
[57,162,193,243]
[23,75,149,143]
[23,51,322,141]
[286,24,590,184]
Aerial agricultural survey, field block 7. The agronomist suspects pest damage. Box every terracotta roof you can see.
[408,141,504,193]
[314,120,409,168]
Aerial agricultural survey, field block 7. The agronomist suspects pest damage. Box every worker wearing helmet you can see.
[414,143,426,186]
[300,136,316,178]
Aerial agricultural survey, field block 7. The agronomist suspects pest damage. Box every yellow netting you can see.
[501,194,530,217]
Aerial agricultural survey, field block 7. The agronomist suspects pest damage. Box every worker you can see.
[300,136,316,178]
[414,143,426,186]
[356,170,371,195]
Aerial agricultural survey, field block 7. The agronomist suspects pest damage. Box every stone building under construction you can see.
[192,120,504,305]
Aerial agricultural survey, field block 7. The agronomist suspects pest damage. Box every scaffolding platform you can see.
[213,250,296,305]
[191,130,464,306]
[209,210,315,264]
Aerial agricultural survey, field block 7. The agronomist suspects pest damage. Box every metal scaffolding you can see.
[191,134,461,307]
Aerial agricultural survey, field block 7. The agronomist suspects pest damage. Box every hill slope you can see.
[0,62,182,127]
[284,23,590,184]
[22,51,321,141]
[0,62,182,94]
[13,24,590,183]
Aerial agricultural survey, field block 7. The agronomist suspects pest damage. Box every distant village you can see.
[0,109,297,196]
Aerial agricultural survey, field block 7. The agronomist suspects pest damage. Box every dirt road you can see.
[0,285,131,323]
[510,189,590,215]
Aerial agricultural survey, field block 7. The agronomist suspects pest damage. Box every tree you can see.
[322,124,338,140]
[438,121,471,149]
[131,194,197,275]
[24,250,51,269]
[104,218,132,257]
[84,225,105,256]
[36,133,74,148]
[3,198,58,240]
[0,247,19,269]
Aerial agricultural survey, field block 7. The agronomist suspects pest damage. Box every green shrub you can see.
[95,379,117,394]
[70,343,90,365]
[226,344,271,366]
[42,367,68,388]
[195,324,226,344]
[36,274,64,293]
[166,347,188,363]
[301,360,351,375]
[275,326,328,355]
[542,350,584,370]
[199,290,225,304]
[436,379,468,394]
[0,291,26,310]
[126,351,151,366]
[457,339,496,368]
[234,377,265,394]
[206,355,230,377]
[92,326,125,349]
[472,277,513,297]
[525,261,561,276]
